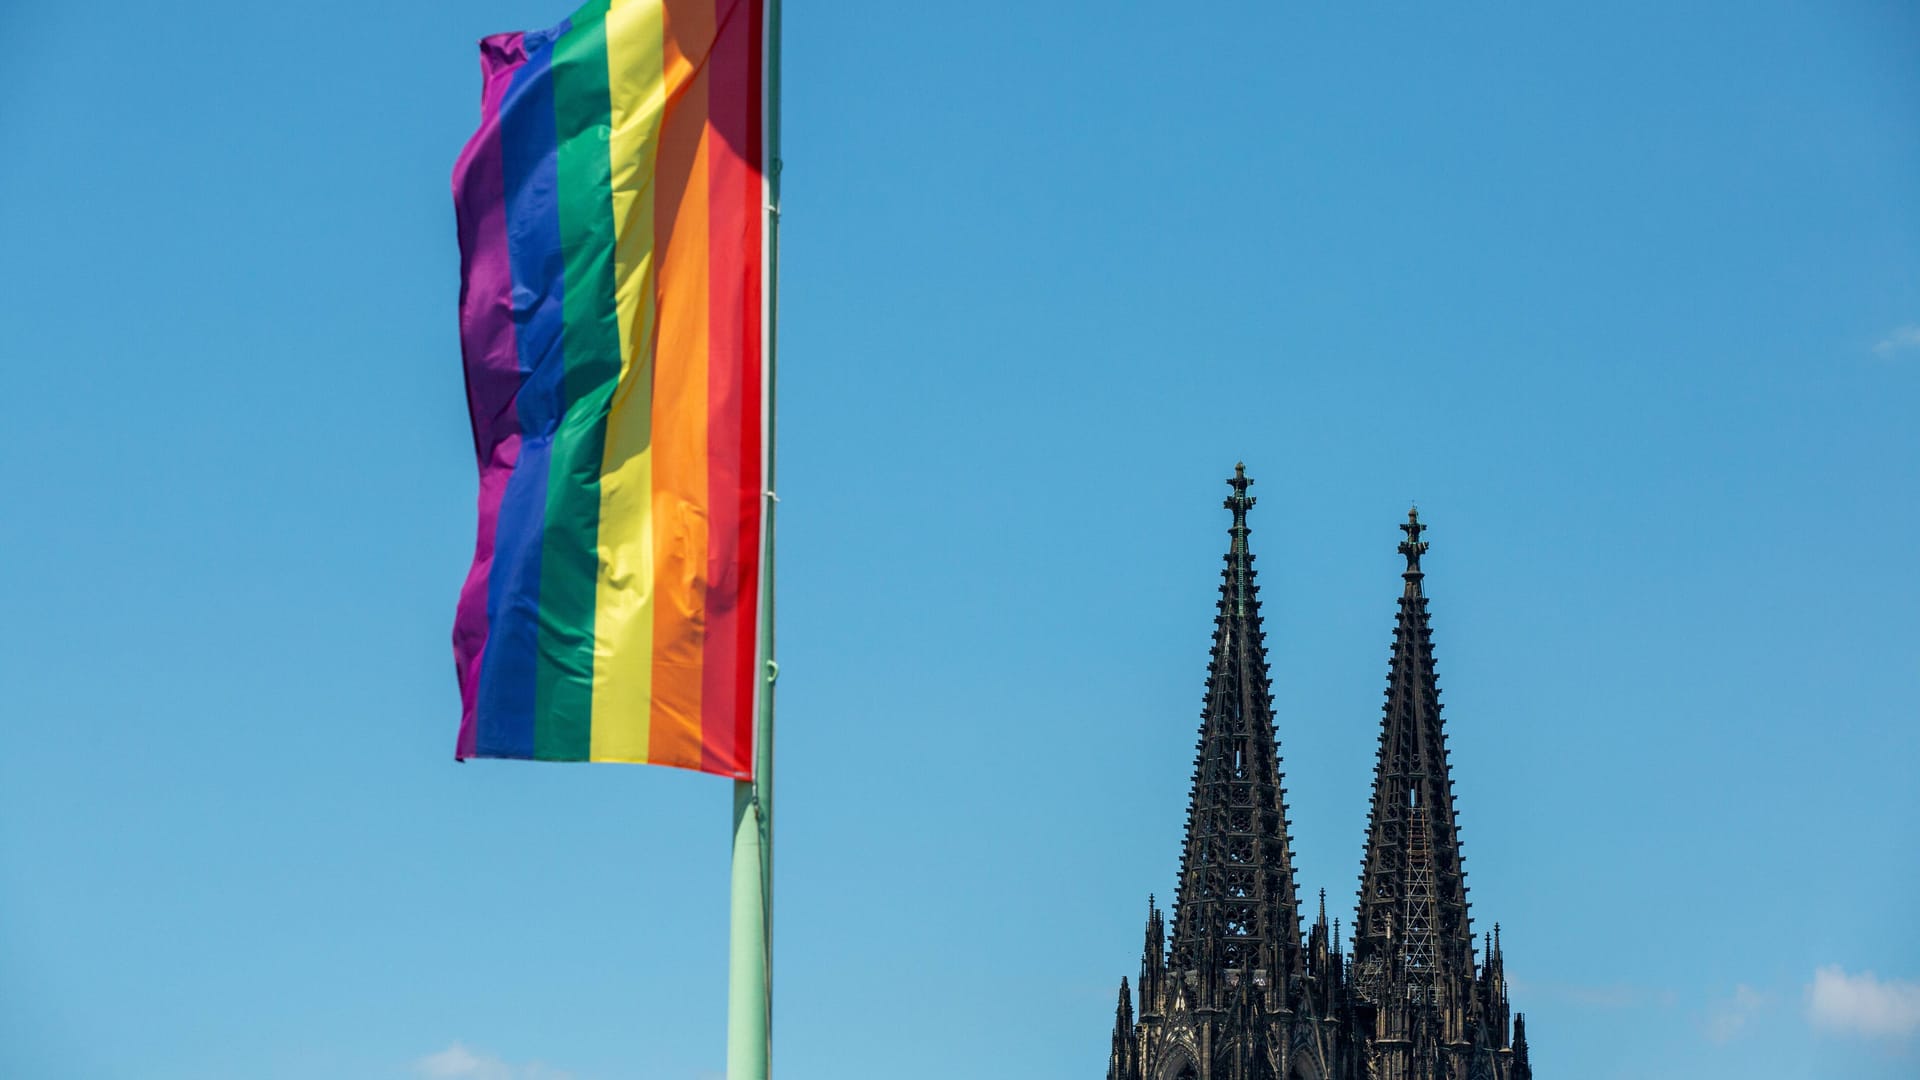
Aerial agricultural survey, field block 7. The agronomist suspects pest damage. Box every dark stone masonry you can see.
[1106,467,1532,1080]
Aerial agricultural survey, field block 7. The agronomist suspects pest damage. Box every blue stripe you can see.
[475,25,569,759]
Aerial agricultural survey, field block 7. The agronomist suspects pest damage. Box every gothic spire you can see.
[1353,508,1475,1007]
[1106,494,1535,1080]
[1168,464,1305,988]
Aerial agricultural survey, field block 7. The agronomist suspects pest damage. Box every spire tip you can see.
[1222,465,1258,616]
[1398,505,1429,577]
[1224,463,1256,519]
[1226,462,1254,499]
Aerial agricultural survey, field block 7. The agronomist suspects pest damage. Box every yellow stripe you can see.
[590,0,668,762]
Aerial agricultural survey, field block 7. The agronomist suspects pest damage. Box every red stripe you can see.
[733,0,765,779]
[701,0,764,778]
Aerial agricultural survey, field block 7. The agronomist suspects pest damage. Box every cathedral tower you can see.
[1347,509,1526,1080]
[1109,466,1347,1080]
[1107,475,1533,1080]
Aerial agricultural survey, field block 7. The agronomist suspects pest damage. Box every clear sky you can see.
[2,2,1917,1078]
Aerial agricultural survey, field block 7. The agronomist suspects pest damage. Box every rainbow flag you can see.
[450,0,767,778]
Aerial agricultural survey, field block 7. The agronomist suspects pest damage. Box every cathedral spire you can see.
[1105,491,1534,1080]
[1168,464,1304,989]
[1353,510,1475,1011]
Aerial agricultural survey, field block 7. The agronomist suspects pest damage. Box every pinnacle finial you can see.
[1318,888,1327,922]
[1225,463,1255,523]
[1223,464,1257,616]
[1399,505,1429,578]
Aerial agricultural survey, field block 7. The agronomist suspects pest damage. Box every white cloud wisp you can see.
[1873,325,1920,356]
[415,1043,573,1080]
[1705,984,1770,1043]
[1806,966,1920,1039]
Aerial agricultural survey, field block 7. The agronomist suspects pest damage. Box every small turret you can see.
[1107,977,1138,1080]
[1308,888,1333,988]
[1139,896,1166,1017]
[1512,1013,1533,1080]
[1480,924,1510,1043]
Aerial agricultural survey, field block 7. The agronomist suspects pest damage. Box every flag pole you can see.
[727,0,780,1077]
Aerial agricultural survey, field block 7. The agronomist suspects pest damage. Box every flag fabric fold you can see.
[451,0,767,778]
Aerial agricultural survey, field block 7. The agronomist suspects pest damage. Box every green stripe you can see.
[536,3,618,761]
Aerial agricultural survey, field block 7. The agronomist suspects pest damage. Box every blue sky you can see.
[2,2,1917,1078]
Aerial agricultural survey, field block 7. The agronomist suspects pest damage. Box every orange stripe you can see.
[648,0,715,771]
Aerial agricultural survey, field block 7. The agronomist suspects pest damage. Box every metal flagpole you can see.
[727,0,779,1077]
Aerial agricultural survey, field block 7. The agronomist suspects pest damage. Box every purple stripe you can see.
[474,22,570,759]
[451,32,529,759]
